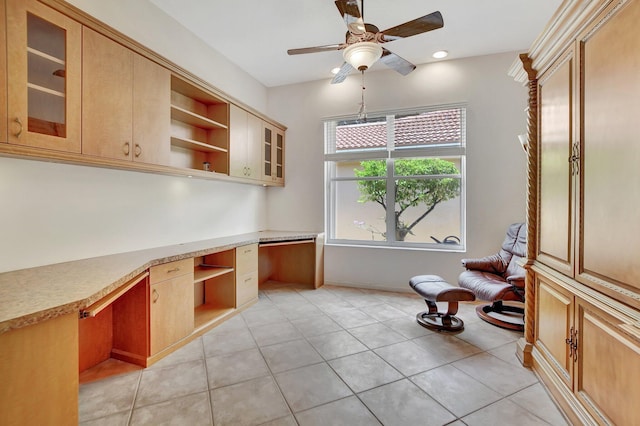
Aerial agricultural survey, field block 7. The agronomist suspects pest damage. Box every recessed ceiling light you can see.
[331,67,341,75]
[432,50,448,59]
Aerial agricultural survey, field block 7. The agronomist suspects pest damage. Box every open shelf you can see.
[170,136,227,154]
[194,304,235,330]
[170,105,227,130]
[194,264,234,283]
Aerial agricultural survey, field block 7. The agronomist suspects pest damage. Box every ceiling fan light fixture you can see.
[343,42,383,71]
[331,67,341,75]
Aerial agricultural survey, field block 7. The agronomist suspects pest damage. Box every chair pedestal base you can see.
[416,306,465,332]
[475,301,524,331]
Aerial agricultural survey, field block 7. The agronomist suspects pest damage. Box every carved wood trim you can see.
[520,53,539,348]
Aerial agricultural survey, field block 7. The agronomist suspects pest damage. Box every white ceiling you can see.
[148,0,562,88]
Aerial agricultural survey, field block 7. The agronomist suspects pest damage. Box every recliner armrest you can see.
[506,274,525,288]
[461,254,506,274]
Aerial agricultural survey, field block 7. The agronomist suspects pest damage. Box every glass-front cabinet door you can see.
[7,0,81,152]
[262,122,285,185]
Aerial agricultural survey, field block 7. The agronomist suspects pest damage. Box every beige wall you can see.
[266,52,528,290]
[2,2,528,288]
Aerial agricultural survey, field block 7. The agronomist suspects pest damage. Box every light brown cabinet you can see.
[516,0,640,424]
[6,0,81,152]
[236,243,258,307]
[229,104,262,180]
[1,0,285,185]
[82,28,170,165]
[534,270,640,425]
[262,122,285,186]
[149,258,194,356]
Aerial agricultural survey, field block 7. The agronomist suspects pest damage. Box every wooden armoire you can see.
[510,0,640,424]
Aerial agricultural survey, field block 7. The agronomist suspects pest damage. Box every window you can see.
[324,105,466,250]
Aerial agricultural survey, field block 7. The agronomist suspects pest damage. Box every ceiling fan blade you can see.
[381,11,444,40]
[335,0,365,34]
[287,44,343,55]
[331,62,354,84]
[380,48,416,76]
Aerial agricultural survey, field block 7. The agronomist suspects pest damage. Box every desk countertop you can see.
[0,231,319,334]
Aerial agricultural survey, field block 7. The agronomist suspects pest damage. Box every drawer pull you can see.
[152,289,159,303]
[167,267,181,273]
[244,277,252,283]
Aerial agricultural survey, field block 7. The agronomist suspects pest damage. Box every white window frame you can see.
[324,104,467,251]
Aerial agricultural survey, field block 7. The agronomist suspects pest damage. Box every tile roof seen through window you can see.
[336,108,462,150]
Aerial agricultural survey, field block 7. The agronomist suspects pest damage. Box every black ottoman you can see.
[409,275,476,332]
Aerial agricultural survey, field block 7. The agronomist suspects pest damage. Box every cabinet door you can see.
[0,0,7,143]
[262,122,274,181]
[229,104,248,178]
[150,273,193,355]
[229,106,262,180]
[575,297,640,425]
[246,113,262,180]
[6,0,81,152]
[262,122,285,185]
[534,273,574,389]
[537,48,575,276]
[577,0,640,301]
[82,27,133,160]
[273,126,285,185]
[132,54,171,166]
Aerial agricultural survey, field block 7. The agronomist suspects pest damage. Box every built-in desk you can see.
[0,231,323,426]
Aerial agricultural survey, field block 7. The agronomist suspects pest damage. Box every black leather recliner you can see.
[458,223,527,331]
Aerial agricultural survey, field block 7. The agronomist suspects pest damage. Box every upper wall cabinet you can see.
[229,104,262,181]
[82,28,171,166]
[1,0,284,185]
[6,0,81,152]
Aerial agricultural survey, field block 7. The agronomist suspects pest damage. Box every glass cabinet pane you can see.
[276,133,283,178]
[264,127,272,176]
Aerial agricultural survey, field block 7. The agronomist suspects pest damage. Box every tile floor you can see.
[79,282,569,426]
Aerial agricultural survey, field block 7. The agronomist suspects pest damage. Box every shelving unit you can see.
[193,251,235,330]
[169,75,229,174]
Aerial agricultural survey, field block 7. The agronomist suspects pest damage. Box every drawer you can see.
[236,271,258,307]
[236,243,258,276]
[149,258,193,284]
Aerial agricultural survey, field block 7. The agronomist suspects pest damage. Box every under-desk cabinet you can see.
[534,269,640,425]
[149,258,194,356]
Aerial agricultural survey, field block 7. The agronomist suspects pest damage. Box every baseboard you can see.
[323,281,414,294]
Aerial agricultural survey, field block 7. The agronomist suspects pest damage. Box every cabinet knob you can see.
[123,142,130,156]
[134,144,142,157]
[13,117,23,138]
[152,289,159,303]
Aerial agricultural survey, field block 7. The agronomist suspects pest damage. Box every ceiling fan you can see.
[287,0,444,84]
